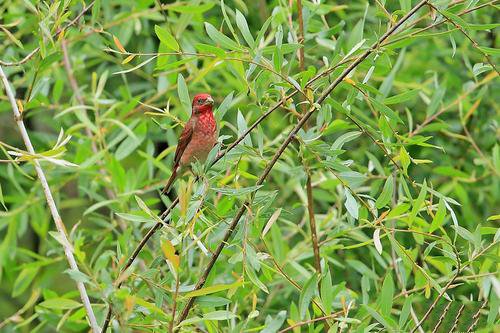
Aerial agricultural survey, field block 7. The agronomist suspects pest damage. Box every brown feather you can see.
[161,121,194,194]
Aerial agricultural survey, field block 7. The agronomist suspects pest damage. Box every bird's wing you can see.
[172,120,194,168]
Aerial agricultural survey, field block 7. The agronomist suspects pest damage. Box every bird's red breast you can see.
[178,94,217,167]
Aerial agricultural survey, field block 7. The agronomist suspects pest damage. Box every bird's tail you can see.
[161,168,177,195]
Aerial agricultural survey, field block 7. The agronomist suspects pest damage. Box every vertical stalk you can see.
[0,65,100,333]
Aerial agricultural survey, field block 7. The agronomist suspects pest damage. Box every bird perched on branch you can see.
[161,93,217,195]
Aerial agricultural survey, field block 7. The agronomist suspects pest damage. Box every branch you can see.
[296,0,325,329]
[176,1,431,325]
[427,2,499,75]
[0,1,95,66]
[0,65,100,332]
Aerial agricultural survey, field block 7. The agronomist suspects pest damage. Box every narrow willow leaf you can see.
[185,279,242,298]
[169,3,214,13]
[0,183,6,210]
[203,310,237,320]
[299,274,317,319]
[196,43,226,58]
[261,310,287,333]
[344,188,359,219]
[384,89,419,105]
[429,199,446,232]
[370,96,404,124]
[399,147,410,175]
[113,35,126,52]
[235,9,254,48]
[177,74,191,117]
[321,268,333,314]
[204,22,242,50]
[13,267,39,297]
[121,54,135,64]
[237,110,252,146]
[375,175,393,209]
[212,185,262,196]
[378,273,394,316]
[331,131,361,150]
[362,304,395,329]
[409,180,427,226]
[154,25,180,52]
[399,295,413,329]
[161,239,179,270]
[39,298,81,310]
[262,208,282,237]
[245,265,268,293]
[215,91,234,122]
[373,229,383,255]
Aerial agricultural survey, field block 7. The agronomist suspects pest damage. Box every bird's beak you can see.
[205,96,214,106]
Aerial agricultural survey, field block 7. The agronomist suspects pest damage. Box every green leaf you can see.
[215,91,234,122]
[299,274,317,319]
[39,298,81,310]
[154,25,180,52]
[370,96,404,124]
[0,183,6,210]
[408,180,427,226]
[177,73,191,118]
[235,9,255,48]
[487,214,500,221]
[115,122,147,160]
[237,110,252,146]
[245,265,268,294]
[169,3,214,13]
[196,43,226,58]
[378,273,394,317]
[203,310,237,320]
[320,269,333,314]
[362,304,394,330]
[400,147,410,175]
[478,46,500,55]
[331,131,361,150]
[429,199,446,232]
[344,188,359,220]
[261,310,287,333]
[185,280,242,298]
[375,175,394,209]
[212,185,262,196]
[13,267,40,297]
[204,22,242,51]
[399,295,413,329]
[384,89,419,105]
[64,269,91,283]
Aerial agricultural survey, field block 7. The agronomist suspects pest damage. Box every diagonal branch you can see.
[175,1,430,325]
[0,65,100,332]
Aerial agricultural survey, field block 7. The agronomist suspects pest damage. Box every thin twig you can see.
[278,311,343,332]
[427,2,499,75]
[0,65,100,332]
[296,0,323,309]
[175,1,430,325]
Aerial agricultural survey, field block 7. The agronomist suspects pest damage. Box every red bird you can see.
[161,93,217,195]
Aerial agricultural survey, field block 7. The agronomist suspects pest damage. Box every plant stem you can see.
[0,65,100,332]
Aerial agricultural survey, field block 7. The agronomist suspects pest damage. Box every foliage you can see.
[0,0,499,332]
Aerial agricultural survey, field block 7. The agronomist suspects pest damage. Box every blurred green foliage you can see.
[0,0,499,332]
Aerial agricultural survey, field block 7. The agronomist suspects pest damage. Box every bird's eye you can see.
[198,99,204,105]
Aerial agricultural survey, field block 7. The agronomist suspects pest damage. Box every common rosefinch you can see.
[161,93,217,195]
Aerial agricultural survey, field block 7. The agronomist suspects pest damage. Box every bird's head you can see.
[192,93,214,115]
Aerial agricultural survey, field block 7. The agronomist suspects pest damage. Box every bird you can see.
[161,93,217,195]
